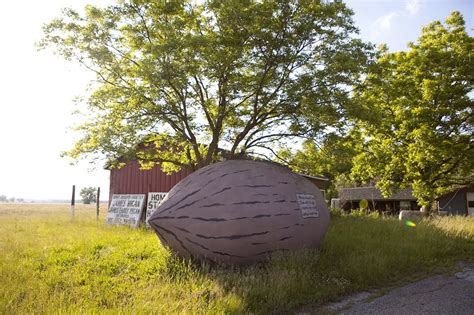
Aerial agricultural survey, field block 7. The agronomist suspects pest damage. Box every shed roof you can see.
[339,187,416,201]
[297,173,329,182]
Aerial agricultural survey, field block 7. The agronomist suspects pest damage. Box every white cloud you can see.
[373,12,398,30]
[405,0,423,15]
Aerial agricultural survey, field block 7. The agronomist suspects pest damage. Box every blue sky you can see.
[0,0,472,200]
[347,0,473,51]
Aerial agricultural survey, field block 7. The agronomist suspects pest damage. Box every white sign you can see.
[146,192,167,226]
[106,194,146,228]
[296,193,320,218]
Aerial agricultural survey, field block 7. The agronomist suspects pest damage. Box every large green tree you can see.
[351,12,473,207]
[279,130,362,200]
[40,0,371,172]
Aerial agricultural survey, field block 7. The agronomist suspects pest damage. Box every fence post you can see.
[96,187,100,220]
[71,185,75,222]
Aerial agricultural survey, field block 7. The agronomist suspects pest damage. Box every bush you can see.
[329,207,344,218]
[368,211,380,219]
[80,187,97,204]
[350,208,366,217]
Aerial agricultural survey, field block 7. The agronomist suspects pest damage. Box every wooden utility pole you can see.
[96,187,100,220]
[71,185,75,222]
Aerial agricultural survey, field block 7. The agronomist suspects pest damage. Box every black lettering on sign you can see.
[146,193,168,227]
[296,193,320,218]
[126,200,138,207]
[106,194,146,228]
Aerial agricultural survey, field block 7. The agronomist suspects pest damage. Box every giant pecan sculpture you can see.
[148,160,330,265]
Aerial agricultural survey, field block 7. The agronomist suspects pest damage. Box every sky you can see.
[0,0,472,201]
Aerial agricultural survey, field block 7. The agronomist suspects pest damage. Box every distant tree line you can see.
[0,189,99,204]
[0,196,25,203]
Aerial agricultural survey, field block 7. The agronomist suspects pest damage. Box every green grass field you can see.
[0,204,472,314]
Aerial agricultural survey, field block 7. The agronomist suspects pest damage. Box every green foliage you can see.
[349,208,366,217]
[1,204,472,313]
[367,211,380,219]
[329,207,344,218]
[279,131,362,199]
[80,187,96,204]
[359,199,368,209]
[39,0,372,171]
[351,12,473,206]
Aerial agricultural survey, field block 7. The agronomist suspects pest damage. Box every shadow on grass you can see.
[187,216,474,313]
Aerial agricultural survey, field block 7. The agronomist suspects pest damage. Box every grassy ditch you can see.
[0,204,472,313]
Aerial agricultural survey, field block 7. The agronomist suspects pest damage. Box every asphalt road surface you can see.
[304,263,474,314]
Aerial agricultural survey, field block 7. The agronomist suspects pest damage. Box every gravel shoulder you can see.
[299,262,474,315]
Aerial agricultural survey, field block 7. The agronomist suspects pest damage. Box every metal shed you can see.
[437,186,474,216]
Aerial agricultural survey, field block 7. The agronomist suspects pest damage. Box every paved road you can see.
[307,263,474,314]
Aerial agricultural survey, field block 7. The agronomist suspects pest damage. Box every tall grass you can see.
[0,204,472,314]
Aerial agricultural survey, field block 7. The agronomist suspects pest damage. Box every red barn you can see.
[107,160,192,202]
